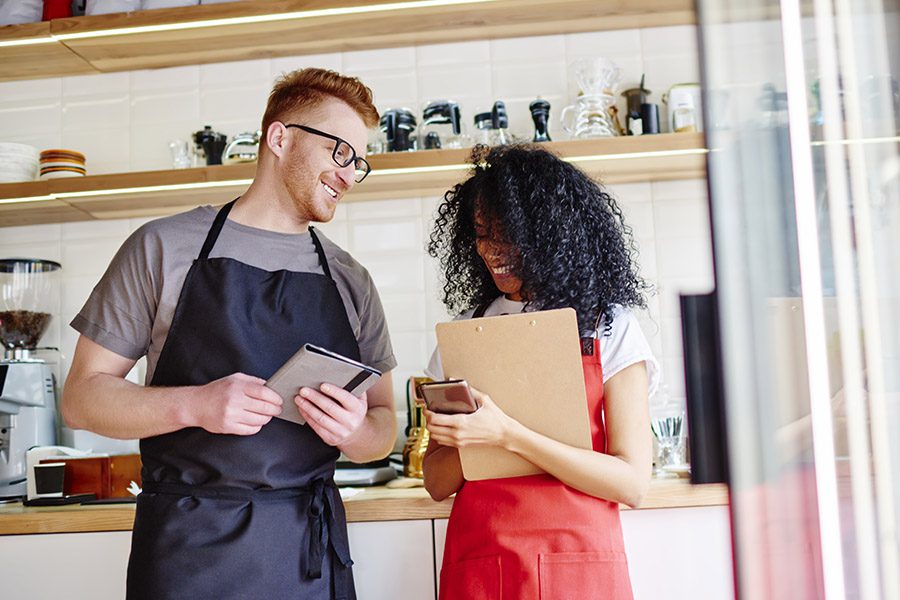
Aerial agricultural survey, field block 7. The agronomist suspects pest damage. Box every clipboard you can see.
[265,344,381,426]
[436,307,592,480]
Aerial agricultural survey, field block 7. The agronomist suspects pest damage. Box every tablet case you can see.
[436,307,593,480]
[265,344,382,425]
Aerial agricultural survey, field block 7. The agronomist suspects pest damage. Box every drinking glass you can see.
[650,400,688,478]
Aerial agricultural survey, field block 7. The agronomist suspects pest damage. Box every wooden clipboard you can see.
[436,307,592,480]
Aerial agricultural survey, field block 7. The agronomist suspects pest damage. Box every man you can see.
[62,68,396,599]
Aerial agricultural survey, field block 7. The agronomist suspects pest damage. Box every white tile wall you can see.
[0,26,713,428]
[0,185,711,409]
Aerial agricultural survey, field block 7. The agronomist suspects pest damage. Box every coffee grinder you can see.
[0,258,60,500]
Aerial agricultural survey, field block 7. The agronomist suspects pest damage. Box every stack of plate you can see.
[0,143,39,183]
[40,149,87,180]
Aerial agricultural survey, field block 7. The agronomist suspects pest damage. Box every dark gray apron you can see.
[126,200,357,600]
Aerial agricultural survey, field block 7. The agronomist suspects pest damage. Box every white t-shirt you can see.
[425,296,659,395]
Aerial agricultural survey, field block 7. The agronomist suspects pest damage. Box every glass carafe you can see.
[560,58,622,138]
[560,94,619,138]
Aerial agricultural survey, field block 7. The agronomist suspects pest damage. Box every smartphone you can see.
[418,379,479,415]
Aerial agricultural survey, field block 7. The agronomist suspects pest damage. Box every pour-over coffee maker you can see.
[560,57,622,138]
[0,258,60,499]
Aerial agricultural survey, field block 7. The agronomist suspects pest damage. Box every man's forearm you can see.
[62,372,192,440]
[338,405,396,463]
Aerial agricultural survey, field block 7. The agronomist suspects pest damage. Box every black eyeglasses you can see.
[284,124,371,183]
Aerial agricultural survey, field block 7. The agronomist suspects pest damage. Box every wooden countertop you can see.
[0,478,727,536]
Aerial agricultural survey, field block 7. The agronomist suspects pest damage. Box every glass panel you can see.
[696,0,898,596]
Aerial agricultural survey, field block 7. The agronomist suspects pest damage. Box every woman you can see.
[423,144,659,600]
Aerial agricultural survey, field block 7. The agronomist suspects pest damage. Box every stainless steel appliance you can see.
[222,130,261,165]
[0,363,58,499]
[0,258,61,499]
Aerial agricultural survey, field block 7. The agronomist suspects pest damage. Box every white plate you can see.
[40,171,86,180]
[0,143,39,158]
[661,464,691,476]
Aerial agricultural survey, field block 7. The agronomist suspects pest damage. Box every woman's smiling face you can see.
[473,210,524,301]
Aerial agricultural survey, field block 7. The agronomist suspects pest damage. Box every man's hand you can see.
[191,373,284,435]
[295,384,367,446]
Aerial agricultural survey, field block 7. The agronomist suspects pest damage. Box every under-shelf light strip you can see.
[0,0,498,48]
[0,179,253,204]
[0,148,709,205]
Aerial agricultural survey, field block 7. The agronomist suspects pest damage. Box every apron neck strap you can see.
[473,299,492,319]
[308,227,333,281]
[198,202,334,282]
[199,199,237,260]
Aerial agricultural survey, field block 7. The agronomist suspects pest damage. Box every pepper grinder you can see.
[529,98,552,142]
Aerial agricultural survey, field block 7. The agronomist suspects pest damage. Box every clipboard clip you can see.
[580,337,595,356]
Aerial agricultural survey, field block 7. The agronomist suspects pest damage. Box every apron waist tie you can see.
[142,478,354,599]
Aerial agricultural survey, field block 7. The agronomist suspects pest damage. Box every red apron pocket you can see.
[539,551,633,600]
[440,555,502,600]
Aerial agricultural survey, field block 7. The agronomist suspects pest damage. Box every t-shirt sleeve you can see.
[424,346,443,381]
[598,308,660,397]
[70,226,161,360]
[354,270,397,373]
[424,308,475,381]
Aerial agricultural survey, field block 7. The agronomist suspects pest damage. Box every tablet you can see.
[265,344,382,425]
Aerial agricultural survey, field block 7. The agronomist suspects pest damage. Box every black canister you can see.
[640,103,660,134]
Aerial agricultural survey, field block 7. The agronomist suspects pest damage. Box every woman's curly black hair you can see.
[428,144,650,334]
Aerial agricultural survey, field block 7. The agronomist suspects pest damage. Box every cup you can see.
[43,0,72,20]
[168,139,192,169]
[33,462,66,498]
[650,408,687,477]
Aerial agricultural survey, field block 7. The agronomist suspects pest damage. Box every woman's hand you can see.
[424,387,516,449]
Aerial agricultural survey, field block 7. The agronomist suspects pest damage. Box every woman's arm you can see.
[422,438,465,501]
[425,362,652,507]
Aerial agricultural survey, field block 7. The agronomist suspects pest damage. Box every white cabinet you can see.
[0,522,439,600]
[0,531,132,598]
[0,507,732,600]
[348,520,436,600]
[622,506,734,600]
[433,518,448,594]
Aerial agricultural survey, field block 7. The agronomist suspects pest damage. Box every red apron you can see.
[439,338,633,600]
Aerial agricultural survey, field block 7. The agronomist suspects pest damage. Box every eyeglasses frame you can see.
[283,123,371,183]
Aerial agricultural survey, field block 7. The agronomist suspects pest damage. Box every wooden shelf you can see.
[0,0,695,82]
[0,134,707,227]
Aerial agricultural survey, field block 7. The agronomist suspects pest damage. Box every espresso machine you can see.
[0,258,60,500]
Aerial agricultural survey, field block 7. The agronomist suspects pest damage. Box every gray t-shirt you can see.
[72,205,396,384]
